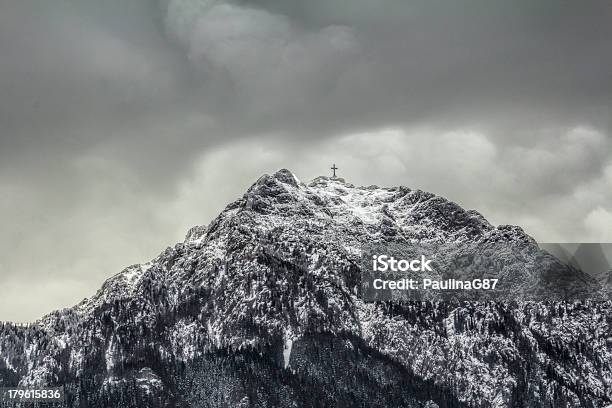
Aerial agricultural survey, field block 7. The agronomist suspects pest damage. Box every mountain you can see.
[1,169,611,408]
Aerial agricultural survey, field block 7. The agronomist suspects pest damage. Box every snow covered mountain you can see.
[1,169,611,407]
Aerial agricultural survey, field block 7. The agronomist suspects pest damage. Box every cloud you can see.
[0,0,611,321]
[163,0,361,120]
[585,207,612,243]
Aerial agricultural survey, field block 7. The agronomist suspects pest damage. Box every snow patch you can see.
[283,337,293,369]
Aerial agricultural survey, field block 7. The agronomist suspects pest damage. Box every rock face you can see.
[1,169,611,407]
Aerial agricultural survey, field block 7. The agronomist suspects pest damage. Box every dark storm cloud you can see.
[1,0,611,321]
[164,0,612,134]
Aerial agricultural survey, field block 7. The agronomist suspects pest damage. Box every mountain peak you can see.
[272,168,301,186]
[238,169,493,242]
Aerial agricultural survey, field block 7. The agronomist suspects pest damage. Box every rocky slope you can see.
[1,169,611,407]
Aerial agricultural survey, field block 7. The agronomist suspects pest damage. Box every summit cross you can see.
[331,164,339,178]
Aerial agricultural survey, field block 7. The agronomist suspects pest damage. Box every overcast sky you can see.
[1,0,611,322]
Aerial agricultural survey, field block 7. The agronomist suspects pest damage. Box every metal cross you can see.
[331,164,338,178]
